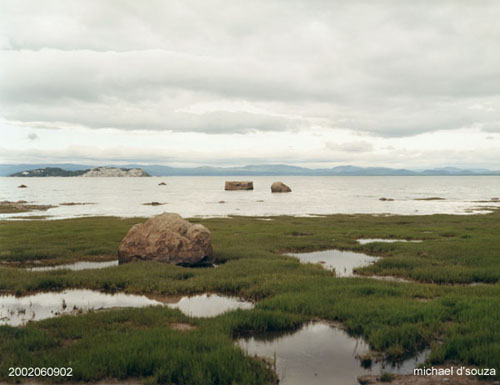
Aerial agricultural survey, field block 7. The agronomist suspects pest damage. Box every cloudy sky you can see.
[1,0,500,169]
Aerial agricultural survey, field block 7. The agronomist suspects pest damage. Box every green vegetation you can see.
[380,372,395,382]
[0,307,294,384]
[0,204,28,214]
[0,201,57,214]
[1,212,500,383]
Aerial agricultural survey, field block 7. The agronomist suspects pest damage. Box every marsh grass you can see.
[1,212,500,382]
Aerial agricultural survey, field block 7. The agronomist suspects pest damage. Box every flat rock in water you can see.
[225,181,253,190]
[118,213,213,266]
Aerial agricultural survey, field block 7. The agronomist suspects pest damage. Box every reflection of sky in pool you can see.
[357,238,422,245]
[238,322,429,385]
[28,260,119,272]
[0,291,253,326]
[167,293,253,317]
[0,289,162,326]
[288,249,379,277]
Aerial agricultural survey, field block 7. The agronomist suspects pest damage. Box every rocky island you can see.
[81,167,150,177]
[10,166,150,177]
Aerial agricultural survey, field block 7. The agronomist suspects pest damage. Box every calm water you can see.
[288,250,379,277]
[28,260,119,272]
[0,290,162,326]
[1,176,499,219]
[166,293,253,317]
[357,238,423,245]
[237,322,429,385]
[0,290,253,326]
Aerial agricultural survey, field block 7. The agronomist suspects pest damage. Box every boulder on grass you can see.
[225,181,253,190]
[118,213,213,266]
[271,182,291,193]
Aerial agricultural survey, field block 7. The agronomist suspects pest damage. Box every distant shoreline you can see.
[2,164,500,177]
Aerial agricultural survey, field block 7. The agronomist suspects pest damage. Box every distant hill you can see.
[3,164,500,177]
[1,163,91,176]
[8,166,150,177]
[10,167,88,177]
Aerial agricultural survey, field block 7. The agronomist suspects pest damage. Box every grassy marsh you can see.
[1,212,499,383]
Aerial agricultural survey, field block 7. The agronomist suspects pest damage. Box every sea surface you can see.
[1,176,499,219]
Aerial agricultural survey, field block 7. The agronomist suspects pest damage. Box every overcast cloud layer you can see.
[1,0,500,168]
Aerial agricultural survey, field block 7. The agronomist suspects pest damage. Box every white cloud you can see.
[1,0,500,166]
[325,141,374,153]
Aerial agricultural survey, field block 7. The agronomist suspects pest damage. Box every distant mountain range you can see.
[2,163,500,176]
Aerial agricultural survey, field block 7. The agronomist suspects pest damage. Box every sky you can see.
[1,0,500,169]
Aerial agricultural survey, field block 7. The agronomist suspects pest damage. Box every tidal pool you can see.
[0,290,254,326]
[0,289,162,326]
[237,322,429,385]
[357,238,423,245]
[288,250,379,277]
[166,294,253,317]
[28,260,119,272]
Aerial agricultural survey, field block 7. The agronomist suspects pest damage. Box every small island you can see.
[10,166,150,177]
[10,167,87,177]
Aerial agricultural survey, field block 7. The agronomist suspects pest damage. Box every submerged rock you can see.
[379,197,394,201]
[17,184,28,188]
[414,197,445,201]
[118,213,213,266]
[271,181,292,193]
[0,200,56,211]
[158,182,167,186]
[60,202,94,206]
[225,181,253,190]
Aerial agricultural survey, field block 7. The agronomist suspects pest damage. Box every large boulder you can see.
[225,181,253,190]
[271,181,291,193]
[118,213,213,266]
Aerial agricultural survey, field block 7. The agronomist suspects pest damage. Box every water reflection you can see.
[288,250,379,277]
[0,290,254,326]
[166,294,253,317]
[358,238,422,245]
[0,289,162,326]
[28,260,118,272]
[237,322,429,385]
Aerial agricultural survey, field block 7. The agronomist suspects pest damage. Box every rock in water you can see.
[118,213,213,266]
[225,181,253,190]
[271,181,291,193]
[17,184,28,188]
